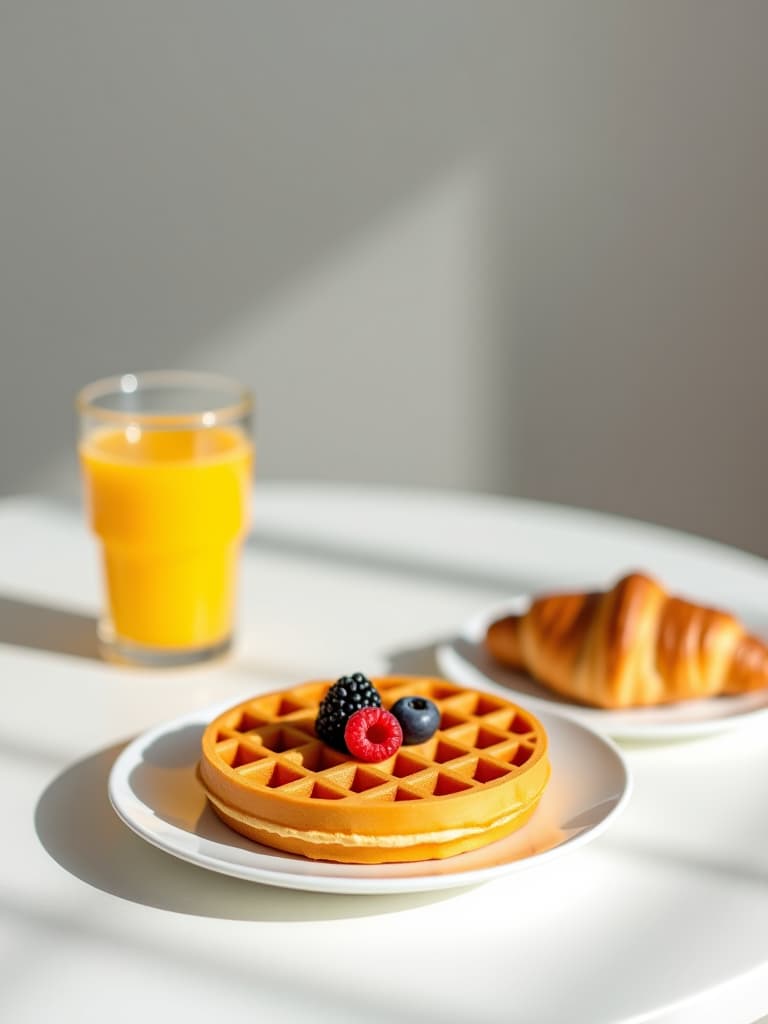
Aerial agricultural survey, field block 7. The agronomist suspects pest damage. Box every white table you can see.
[2,483,767,1024]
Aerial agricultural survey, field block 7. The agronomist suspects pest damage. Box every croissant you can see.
[485,572,768,709]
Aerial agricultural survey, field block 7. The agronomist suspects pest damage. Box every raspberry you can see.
[315,673,382,751]
[344,707,403,763]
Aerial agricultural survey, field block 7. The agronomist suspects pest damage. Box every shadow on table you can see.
[34,735,463,922]
[0,594,101,661]
[385,639,447,678]
[248,527,542,596]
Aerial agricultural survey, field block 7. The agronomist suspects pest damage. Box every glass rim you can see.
[76,370,254,428]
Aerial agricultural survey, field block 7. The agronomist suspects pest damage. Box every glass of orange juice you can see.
[77,371,254,667]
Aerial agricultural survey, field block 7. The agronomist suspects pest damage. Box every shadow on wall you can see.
[0,3,501,495]
[1,3,767,554]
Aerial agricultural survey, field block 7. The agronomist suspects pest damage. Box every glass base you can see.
[98,622,232,668]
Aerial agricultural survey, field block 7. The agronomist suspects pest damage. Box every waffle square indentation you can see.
[489,743,536,768]
[252,725,313,753]
[474,726,508,749]
[473,758,511,783]
[432,739,468,764]
[234,710,270,733]
[472,693,508,716]
[308,780,346,800]
[296,742,349,772]
[423,681,464,700]
[231,743,266,768]
[394,787,421,801]
[440,711,469,730]
[432,773,472,797]
[509,713,534,734]
[348,767,388,793]
[511,744,534,766]
[250,693,315,718]
[264,763,305,789]
[391,753,427,778]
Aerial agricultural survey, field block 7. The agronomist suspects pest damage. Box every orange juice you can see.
[80,426,253,652]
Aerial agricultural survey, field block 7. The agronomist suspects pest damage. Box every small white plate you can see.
[108,698,631,896]
[437,598,768,741]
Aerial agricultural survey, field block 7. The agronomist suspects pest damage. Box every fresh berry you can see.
[315,673,382,751]
[344,707,403,762]
[390,696,440,744]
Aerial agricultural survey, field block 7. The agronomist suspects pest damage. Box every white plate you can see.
[108,698,631,896]
[437,597,768,741]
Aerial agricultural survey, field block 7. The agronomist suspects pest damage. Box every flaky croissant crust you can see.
[485,573,768,709]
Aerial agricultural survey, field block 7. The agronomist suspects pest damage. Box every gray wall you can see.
[2,2,767,554]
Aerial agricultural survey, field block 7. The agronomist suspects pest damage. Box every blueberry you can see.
[390,696,440,745]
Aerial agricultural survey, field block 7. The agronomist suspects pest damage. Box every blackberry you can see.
[315,673,382,751]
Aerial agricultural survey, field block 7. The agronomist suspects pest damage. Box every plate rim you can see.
[107,697,632,895]
[436,596,768,740]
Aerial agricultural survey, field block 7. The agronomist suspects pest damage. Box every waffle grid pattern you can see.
[208,678,543,805]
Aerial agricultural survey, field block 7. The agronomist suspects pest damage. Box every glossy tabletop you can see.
[1,483,767,1024]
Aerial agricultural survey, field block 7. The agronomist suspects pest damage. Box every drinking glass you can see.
[77,371,254,666]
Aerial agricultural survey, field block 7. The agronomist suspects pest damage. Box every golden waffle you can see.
[199,676,551,864]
